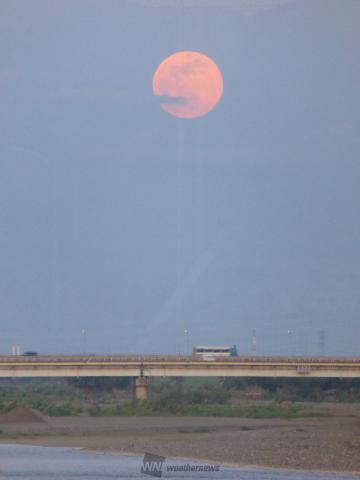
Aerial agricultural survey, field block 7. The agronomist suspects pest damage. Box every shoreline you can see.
[78,446,360,476]
[1,441,359,477]
[0,415,359,473]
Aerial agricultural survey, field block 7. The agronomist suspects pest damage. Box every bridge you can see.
[0,355,359,399]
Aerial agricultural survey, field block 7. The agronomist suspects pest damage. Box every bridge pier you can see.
[134,376,148,401]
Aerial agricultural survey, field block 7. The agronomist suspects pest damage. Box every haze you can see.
[0,0,359,356]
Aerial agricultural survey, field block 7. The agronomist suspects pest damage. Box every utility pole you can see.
[318,330,326,356]
[251,329,257,356]
[184,329,190,355]
[81,329,86,354]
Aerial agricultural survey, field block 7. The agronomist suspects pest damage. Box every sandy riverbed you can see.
[1,412,360,473]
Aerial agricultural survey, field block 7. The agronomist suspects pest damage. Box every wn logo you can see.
[141,452,165,478]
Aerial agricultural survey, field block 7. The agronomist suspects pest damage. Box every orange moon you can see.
[152,51,223,119]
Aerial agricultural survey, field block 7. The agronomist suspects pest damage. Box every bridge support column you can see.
[134,376,148,401]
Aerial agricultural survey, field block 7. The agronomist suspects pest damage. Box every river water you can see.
[0,444,358,480]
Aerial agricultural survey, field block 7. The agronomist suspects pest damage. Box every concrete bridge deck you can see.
[1,355,359,399]
[0,355,359,378]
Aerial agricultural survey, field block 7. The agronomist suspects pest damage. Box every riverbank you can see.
[1,413,359,473]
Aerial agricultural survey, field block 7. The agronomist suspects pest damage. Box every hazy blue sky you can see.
[0,0,359,355]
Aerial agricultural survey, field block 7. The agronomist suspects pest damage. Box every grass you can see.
[86,401,331,418]
[0,378,337,419]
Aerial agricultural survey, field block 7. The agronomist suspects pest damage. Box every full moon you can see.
[152,51,223,119]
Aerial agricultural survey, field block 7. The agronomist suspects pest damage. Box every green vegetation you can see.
[224,377,360,402]
[67,377,131,392]
[86,400,329,418]
[83,379,330,418]
[0,377,131,417]
[149,377,230,405]
[0,376,357,418]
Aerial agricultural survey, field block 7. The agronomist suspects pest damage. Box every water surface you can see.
[0,444,358,480]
